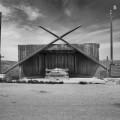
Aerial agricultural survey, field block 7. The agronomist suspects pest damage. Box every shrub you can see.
[42,81,63,84]
[79,81,87,84]
[28,80,39,84]
[17,81,27,83]
[39,81,45,84]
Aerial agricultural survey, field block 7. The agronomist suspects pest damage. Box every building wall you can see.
[18,44,99,78]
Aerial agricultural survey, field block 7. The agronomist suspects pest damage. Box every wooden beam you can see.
[3,25,81,74]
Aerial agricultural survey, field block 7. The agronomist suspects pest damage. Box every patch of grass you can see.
[28,80,63,84]
[28,80,39,84]
[2,60,19,81]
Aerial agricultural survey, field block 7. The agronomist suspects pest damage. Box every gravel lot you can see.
[0,83,120,120]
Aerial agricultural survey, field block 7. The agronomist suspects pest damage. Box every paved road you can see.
[0,83,120,120]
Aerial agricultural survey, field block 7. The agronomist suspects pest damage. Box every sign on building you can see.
[110,64,120,77]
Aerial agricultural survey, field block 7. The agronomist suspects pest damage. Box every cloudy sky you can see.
[0,0,120,61]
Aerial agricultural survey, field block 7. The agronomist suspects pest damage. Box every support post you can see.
[110,10,113,63]
[0,12,2,74]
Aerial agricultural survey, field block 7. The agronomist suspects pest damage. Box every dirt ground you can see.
[0,83,120,120]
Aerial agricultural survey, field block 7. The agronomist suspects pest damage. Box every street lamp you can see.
[110,5,117,63]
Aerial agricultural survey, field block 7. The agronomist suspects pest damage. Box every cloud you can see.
[15,5,46,21]
[99,41,120,60]
[1,18,120,61]
[64,9,72,16]
[67,18,120,44]
[1,22,55,61]
[0,0,120,61]
[0,2,12,17]
[62,0,69,6]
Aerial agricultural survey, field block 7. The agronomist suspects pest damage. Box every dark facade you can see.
[18,43,100,78]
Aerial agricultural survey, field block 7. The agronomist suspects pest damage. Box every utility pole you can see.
[109,5,117,77]
[109,5,117,64]
[0,12,2,74]
[110,10,113,63]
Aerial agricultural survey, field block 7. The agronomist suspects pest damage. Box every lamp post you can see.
[110,5,117,63]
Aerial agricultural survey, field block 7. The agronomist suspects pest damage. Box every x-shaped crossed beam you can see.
[39,25,82,49]
[39,25,93,56]
[39,26,81,45]
[39,26,107,70]
[39,26,85,52]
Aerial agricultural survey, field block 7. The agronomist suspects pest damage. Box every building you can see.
[18,43,105,78]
